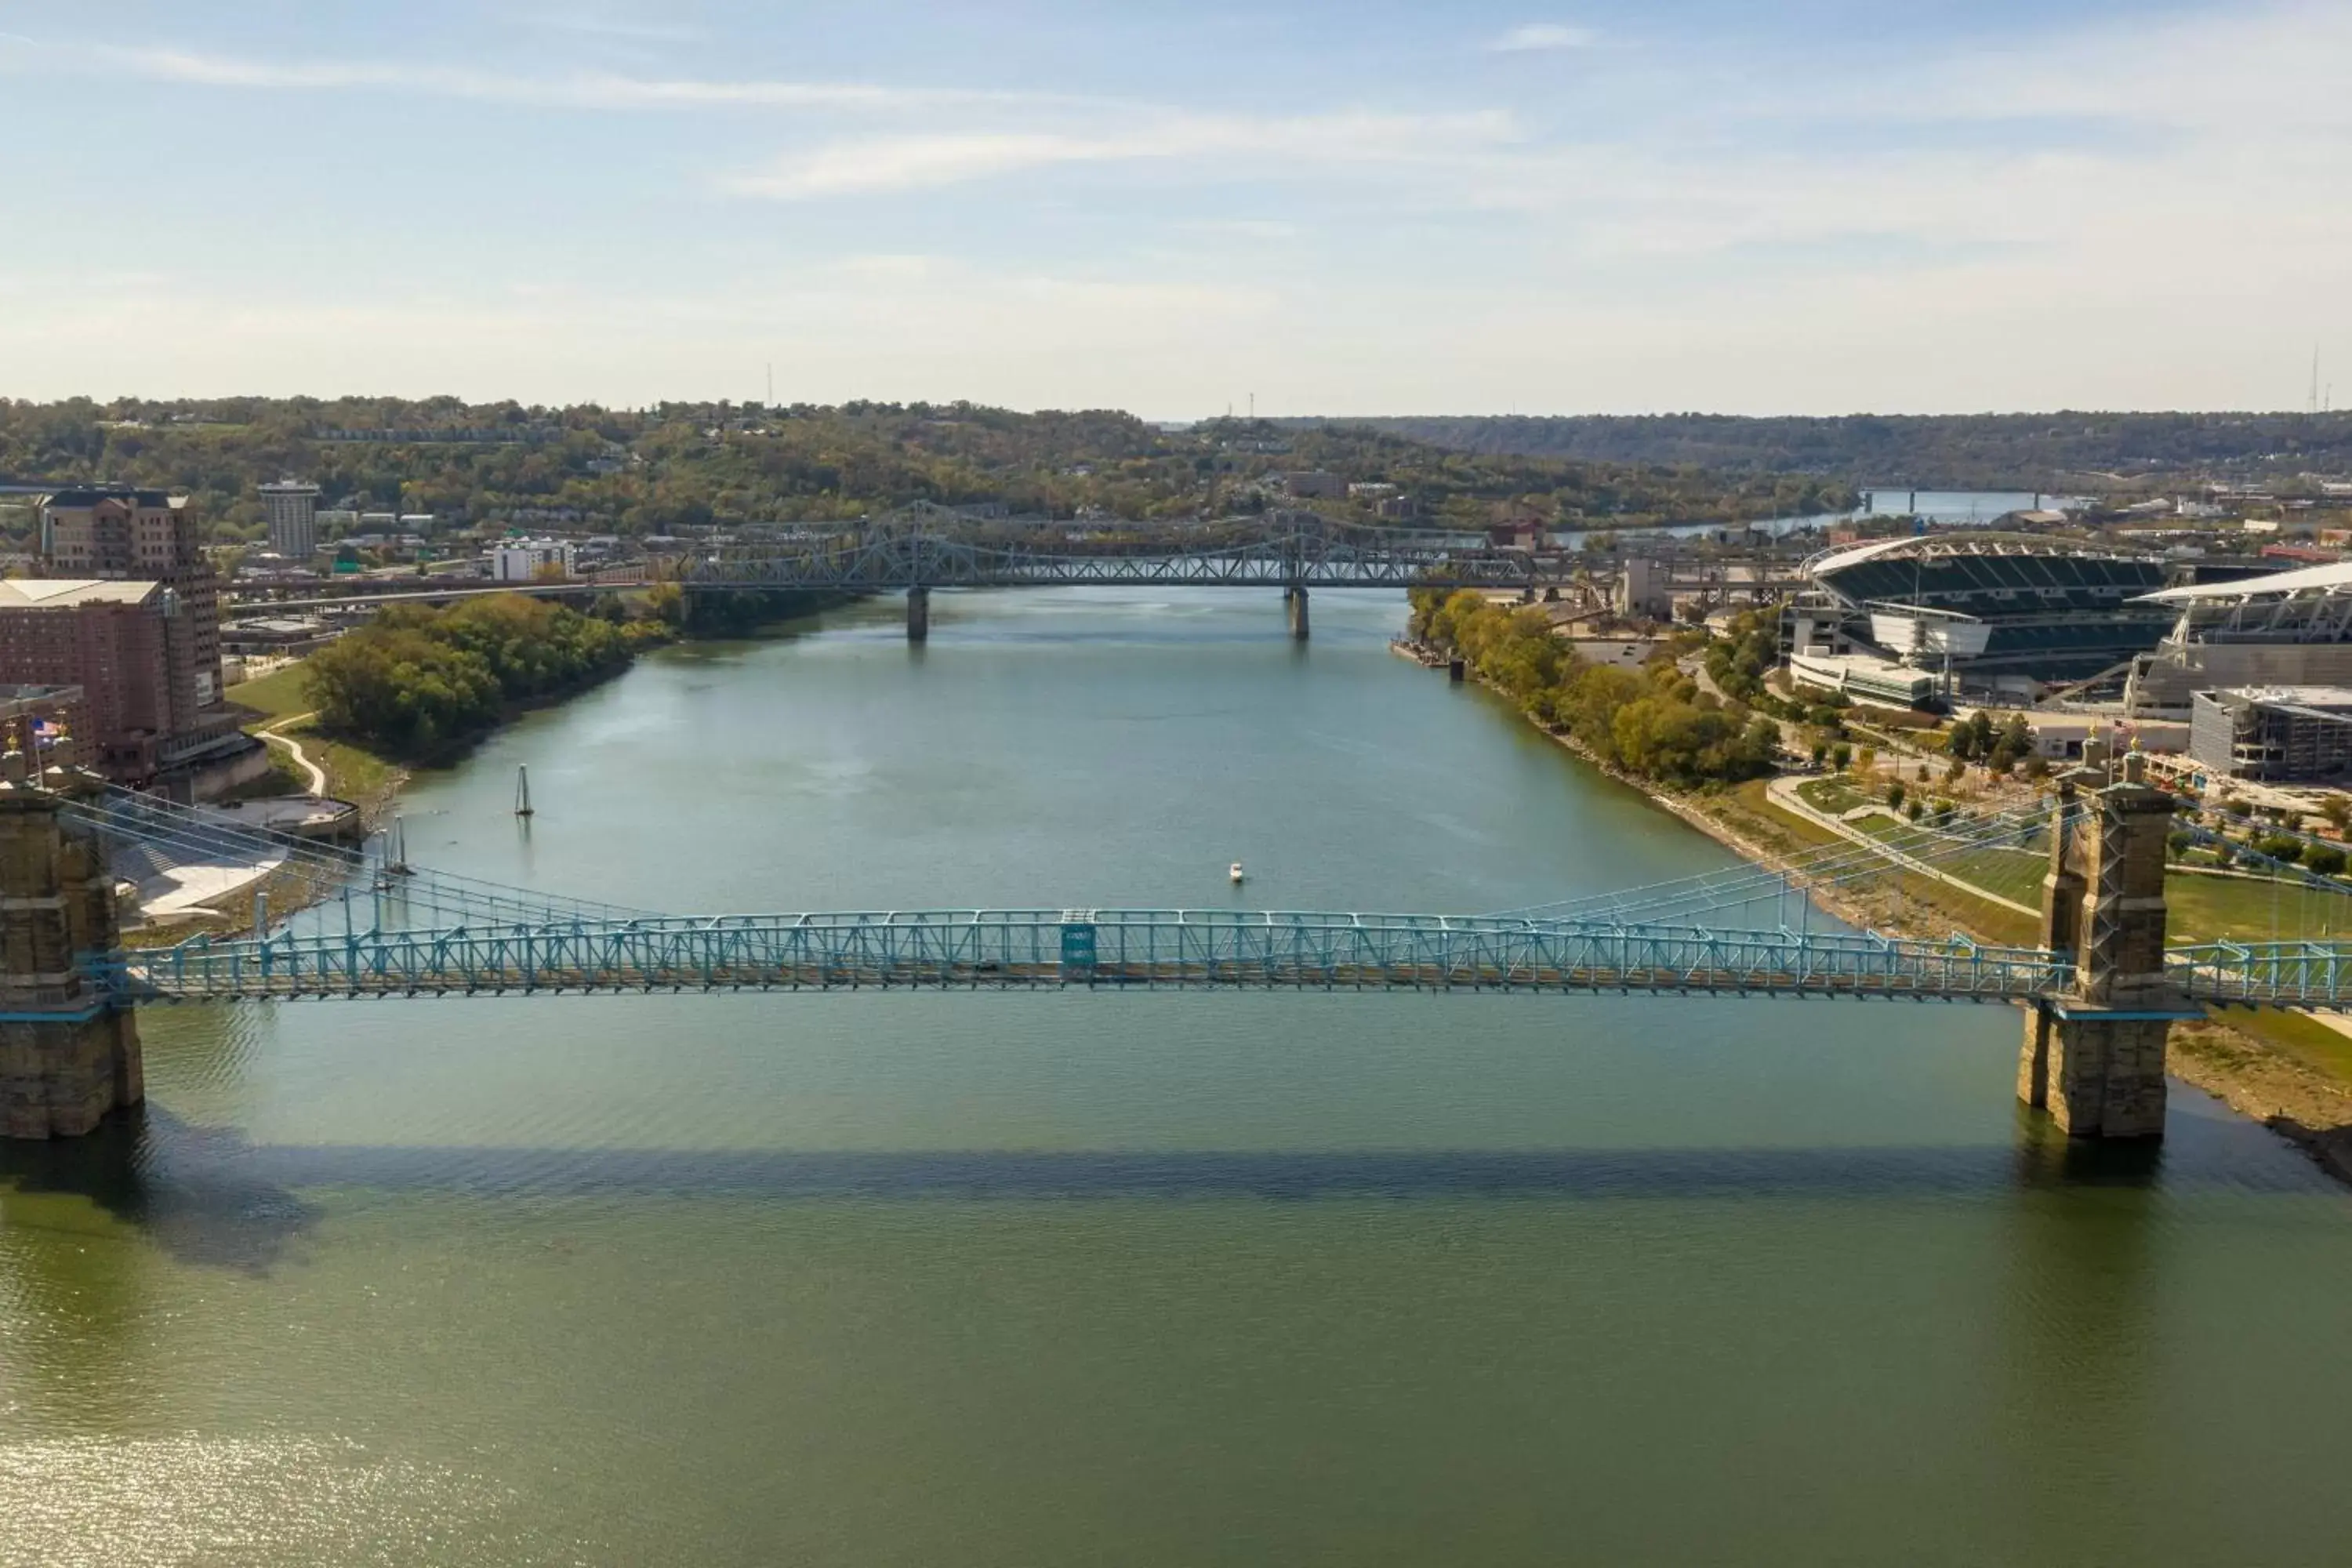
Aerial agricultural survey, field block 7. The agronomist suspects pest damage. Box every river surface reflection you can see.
[4,588,2350,1566]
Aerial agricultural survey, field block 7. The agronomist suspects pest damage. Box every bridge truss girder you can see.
[107,911,2071,1004]
[679,513,1539,593]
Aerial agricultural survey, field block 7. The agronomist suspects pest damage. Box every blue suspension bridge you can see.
[5,762,2350,1141]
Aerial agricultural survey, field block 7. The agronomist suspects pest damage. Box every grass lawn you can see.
[1722,781,2042,946]
[1851,817,2049,909]
[228,659,405,810]
[2165,869,2352,944]
[292,729,404,808]
[1794,777,1874,815]
[227,663,314,724]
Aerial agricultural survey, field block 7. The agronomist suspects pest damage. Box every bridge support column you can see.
[907,586,930,643]
[0,778,140,1140]
[2017,768,2180,1140]
[1286,584,1309,641]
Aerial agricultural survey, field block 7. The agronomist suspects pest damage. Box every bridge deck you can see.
[103,911,2074,1004]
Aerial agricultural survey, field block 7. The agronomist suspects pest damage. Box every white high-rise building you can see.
[260,479,321,560]
[492,539,578,582]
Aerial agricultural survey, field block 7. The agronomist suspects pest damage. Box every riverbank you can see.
[227,589,862,826]
[230,663,409,818]
[1394,636,2352,1185]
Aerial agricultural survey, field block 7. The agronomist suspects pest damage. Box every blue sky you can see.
[1,1,2343,415]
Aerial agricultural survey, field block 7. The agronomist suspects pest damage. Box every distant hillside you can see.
[0,398,1857,543]
[1307,413,2352,491]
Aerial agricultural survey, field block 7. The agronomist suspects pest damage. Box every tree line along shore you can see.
[230,585,841,815]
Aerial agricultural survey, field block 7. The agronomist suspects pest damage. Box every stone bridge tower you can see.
[0,773,141,1138]
[2018,762,2183,1139]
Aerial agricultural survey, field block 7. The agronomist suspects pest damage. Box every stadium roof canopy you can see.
[2138,561,2352,604]
[1805,531,2149,580]
[1806,535,1923,577]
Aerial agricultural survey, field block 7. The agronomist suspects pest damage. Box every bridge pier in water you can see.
[1285,584,1309,641]
[2018,768,2181,1140]
[906,586,930,643]
[0,777,140,1140]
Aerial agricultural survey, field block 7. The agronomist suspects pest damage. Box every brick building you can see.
[0,581,189,782]
[38,488,225,709]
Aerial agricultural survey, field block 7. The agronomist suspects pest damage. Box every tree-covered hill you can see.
[1324,412,2352,491]
[0,397,1857,543]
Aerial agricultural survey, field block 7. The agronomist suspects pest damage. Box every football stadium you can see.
[1786,534,2177,700]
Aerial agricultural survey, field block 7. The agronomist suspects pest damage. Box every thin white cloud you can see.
[526,12,706,45]
[1487,24,1595,53]
[85,45,1058,113]
[5,0,2350,416]
[722,111,1516,198]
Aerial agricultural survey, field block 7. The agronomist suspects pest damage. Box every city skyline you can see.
[2,0,2345,415]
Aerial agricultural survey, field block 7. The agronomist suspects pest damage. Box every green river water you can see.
[4,588,2351,1566]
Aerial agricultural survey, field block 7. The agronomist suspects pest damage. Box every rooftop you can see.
[2140,559,2352,604]
[0,579,163,610]
[40,488,177,510]
[1808,532,2155,579]
[1788,649,1931,683]
[2198,685,2352,710]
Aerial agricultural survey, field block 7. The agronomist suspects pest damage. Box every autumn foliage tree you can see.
[303,593,661,757]
[1413,588,1780,789]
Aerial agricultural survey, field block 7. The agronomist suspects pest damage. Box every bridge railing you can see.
[2169,940,2352,1008]
[96,909,2074,1003]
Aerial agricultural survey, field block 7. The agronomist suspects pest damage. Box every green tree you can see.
[1999,712,2032,759]
[2252,833,2306,866]
[303,593,656,757]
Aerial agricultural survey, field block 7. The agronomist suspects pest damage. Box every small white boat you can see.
[1229,862,1247,884]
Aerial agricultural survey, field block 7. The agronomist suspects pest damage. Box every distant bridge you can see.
[225,514,1536,637]
[682,511,1537,639]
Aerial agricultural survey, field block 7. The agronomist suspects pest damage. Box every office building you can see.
[2189,687,2352,782]
[1787,650,1941,710]
[38,488,225,709]
[493,539,577,582]
[31,489,250,789]
[261,478,321,559]
[0,580,221,783]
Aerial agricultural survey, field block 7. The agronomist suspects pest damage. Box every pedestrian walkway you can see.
[259,713,327,797]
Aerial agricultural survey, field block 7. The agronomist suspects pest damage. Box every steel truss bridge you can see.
[678,510,1539,593]
[59,787,2352,1014]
